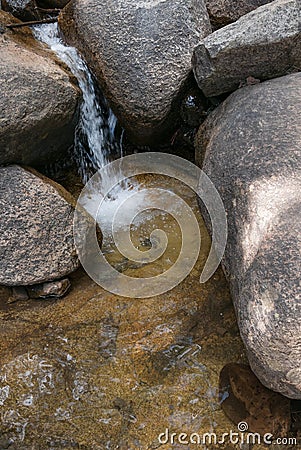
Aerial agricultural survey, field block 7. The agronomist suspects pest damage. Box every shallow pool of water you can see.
[0,175,250,449]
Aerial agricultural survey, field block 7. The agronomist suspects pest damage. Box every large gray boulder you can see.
[205,0,272,29]
[193,0,301,97]
[0,11,80,166]
[0,165,81,286]
[59,0,211,145]
[195,73,301,399]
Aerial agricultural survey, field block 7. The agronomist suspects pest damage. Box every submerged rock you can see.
[0,165,81,286]
[195,73,301,398]
[193,0,301,97]
[205,0,272,29]
[0,11,80,166]
[219,363,291,436]
[59,0,211,145]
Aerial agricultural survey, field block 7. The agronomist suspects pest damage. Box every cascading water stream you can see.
[33,22,121,184]
[33,22,140,240]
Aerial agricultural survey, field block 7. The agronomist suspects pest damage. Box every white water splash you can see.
[33,22,120,183]
[33,23,145,242]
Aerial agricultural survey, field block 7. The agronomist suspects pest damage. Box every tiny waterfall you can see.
[33,22,139,239]
[33,22,122,183]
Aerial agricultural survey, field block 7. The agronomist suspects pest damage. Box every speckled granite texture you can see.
[196,73,301,398]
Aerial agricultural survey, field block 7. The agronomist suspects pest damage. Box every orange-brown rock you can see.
[219,363,291,436]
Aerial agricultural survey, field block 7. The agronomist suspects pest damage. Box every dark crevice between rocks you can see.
[291,400,301,433]
[122,74,227,164]
[2,0,67,23]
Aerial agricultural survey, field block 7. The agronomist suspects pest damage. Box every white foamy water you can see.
[33,22,120,183]
[33,23,143,239]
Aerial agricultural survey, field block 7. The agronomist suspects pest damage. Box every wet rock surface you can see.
[0,165,80,286]
[195,73,301,399]
[1,0,40,21]
[193,0,301,97]
[0,11,80,166]
[180,86,210,128]
[59,0,211,146]
[219,363,291,436]
[205,0,273,28]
